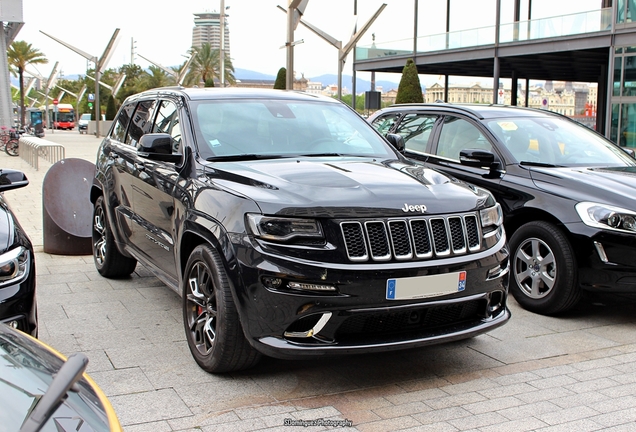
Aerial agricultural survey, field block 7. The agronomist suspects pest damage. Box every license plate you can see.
[386,271,466,300]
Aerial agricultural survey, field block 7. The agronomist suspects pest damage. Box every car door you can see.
[100,102,139,245]
[130,98,183,283]
[404,114,508,198]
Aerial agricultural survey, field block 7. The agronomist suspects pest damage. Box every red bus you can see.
[47,103,75,130]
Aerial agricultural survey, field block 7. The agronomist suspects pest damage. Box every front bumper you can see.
[569,223,636,292]
[231,234,510,359]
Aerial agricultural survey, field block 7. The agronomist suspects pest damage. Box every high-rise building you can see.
[191,12,230,53]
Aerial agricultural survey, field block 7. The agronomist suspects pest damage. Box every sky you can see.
[16,0,602,87]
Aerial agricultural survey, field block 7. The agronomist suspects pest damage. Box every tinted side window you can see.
[127,100,157,147]
[396,114,438,153]
[371,113,401,135]
[435,117,491,160]
[153,100,181,152]
[110,103,136,142]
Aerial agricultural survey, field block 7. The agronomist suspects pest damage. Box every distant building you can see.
[234,79,275,89]
[306,81,323,95]
[192,12,230,53]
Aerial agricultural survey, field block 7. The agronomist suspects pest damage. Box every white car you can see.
[78,113,91,134]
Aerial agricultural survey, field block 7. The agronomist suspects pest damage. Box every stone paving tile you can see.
[534,418,605,432]
[89,367,155,397]
[462,396,524,415]
[355,415,421,432]
[536,406,601,425]
[109,388,193,426]
[411,406,471,425]
[479,417,549,432]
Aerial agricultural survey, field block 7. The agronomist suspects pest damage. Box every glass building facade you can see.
[612,1,636,147]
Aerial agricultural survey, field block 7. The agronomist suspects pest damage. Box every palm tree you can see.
[7,41,48,127]
[140,65,175,91]
[185,43,236,87]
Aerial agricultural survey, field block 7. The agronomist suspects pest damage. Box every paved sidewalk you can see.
[2,130,636,431]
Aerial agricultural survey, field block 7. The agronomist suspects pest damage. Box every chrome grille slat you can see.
[340,213,482,262]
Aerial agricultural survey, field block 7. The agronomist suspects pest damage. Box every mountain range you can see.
[235,68,404,92]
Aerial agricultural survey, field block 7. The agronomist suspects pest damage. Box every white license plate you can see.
[386,271,466,300]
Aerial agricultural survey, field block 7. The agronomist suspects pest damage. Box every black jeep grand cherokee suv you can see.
[91,87,510,373]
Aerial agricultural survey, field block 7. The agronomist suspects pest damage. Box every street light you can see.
[40,29,121,138]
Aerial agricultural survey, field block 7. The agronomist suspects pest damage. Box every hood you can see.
[530,165,636,209]
[205,157,490,218]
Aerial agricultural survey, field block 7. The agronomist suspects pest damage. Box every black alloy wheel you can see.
[183,244,260,373]
[92,196,137,278]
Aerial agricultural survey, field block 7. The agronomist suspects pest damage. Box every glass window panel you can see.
[153,100,181,152]
[614,56,623,97]
[620,103,636,148]
[110,103,136,144]
[435,117,490,160]
[611,103,621,144]
[128,100,157,147]
[396,114,438,153]
[623,56,636,96]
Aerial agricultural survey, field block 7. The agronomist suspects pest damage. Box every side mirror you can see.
[137,133,182,163]
[0,169,29,192]
[622,147,635,158]
[385,133,405,153]
[459,149,502,178]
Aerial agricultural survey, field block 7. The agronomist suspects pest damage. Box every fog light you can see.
[287,282,336,292]
[262,277,283,289]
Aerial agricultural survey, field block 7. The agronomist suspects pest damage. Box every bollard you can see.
[42,158,95,255]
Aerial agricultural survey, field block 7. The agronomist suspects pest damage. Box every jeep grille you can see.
[340,214,481,262]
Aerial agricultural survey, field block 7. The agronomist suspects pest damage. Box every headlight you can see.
[247,214,324,241]
[575,202,636,233]
[480,203,503,228]
[0,246,30,285]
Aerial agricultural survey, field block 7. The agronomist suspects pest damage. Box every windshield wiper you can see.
[519,161,562,168]
[206,154,288,162]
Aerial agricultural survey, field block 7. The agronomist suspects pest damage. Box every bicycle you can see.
[0,127,20,156]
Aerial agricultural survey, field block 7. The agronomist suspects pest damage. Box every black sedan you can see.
[369,103,636,315]
[0,169,36,335]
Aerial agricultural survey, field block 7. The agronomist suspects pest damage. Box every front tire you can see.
[183,244,261,373]
[509,221,580,315]
[92,195,137,278]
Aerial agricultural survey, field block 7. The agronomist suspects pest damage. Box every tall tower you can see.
[192,12,230,53]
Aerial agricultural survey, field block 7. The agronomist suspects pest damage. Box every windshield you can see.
[487,116,636,167]
[80,114,91,120]
[192,99,396,160]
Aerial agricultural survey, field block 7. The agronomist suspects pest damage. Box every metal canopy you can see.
[355,40,610,84]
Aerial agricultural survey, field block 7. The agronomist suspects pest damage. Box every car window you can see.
[193,99,396,159]
[436,116,491,160]
[395,113,437,153]
[487,117,636,166]
[127,100,157,148]
[153,100,181,152]
[110,103,136,143]
[370,113,400,135]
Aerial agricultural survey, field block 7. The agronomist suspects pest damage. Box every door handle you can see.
[134,162,145,171]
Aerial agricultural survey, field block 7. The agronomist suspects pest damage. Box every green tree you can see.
[105,95,117,120]
[274,67,286,89]
[395,58,423,104]
[7,41,48,127]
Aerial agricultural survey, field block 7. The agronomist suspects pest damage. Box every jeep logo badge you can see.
[402,203,427,213]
